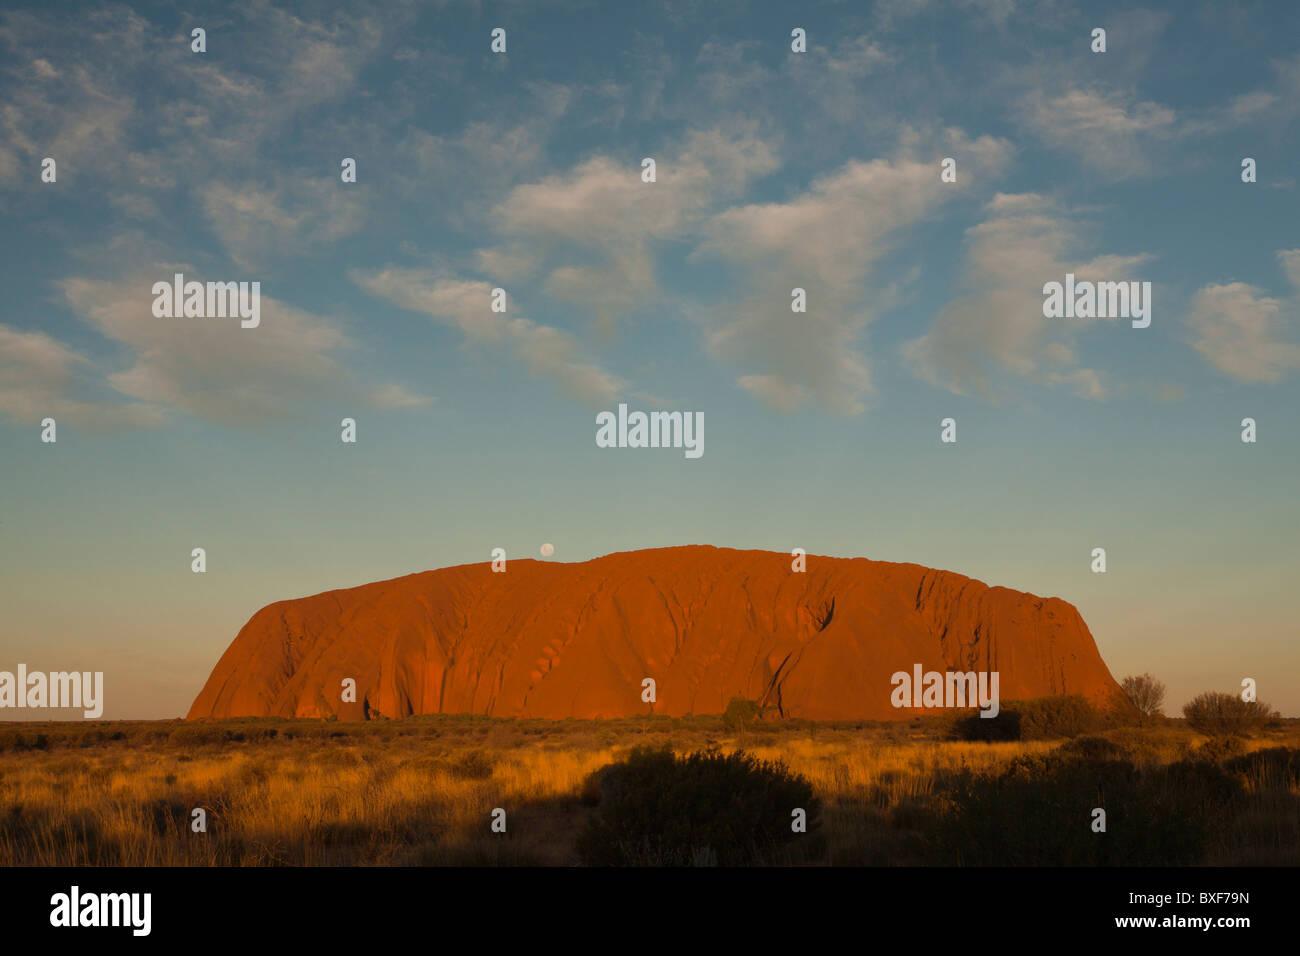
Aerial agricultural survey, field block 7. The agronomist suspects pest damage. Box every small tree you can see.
[1121,673,1167,725]
[723,697,761,733]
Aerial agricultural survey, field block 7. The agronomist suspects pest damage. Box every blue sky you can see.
[1,0,1297,718]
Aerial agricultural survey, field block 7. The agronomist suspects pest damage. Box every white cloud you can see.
[904,193,1153,399]
[1045,368,1108,401]
[1183,53,1300,135]
[1020,88,1176,177]
[693,131,1012,414]
[490,126,779,331]
[1012,39,1295,174]
[736,374,814,414]
[873,0,1066,31]
[1186,251,1300,384]
[55,270,422,426]
[505,317,626,406]
[1281,249,1300,288]
[0,324,164,429]
[352,268,624,405]
[0,3,392,248]
[200,178,368,269]
[369,383,435,409]
[352,268,505,343]
[474,244,543,283]
[394,101,564,208]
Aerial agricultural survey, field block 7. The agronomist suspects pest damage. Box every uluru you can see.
[187,546,1126,721]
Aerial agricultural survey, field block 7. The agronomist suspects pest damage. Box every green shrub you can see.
[722,697,761,732]
[1183,692,1278,737]
[576,746,818,865]
[1016,696,1102,739]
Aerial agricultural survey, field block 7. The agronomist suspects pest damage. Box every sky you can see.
[1,0,1297,719]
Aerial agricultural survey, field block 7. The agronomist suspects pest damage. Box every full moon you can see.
[540,543,555,557]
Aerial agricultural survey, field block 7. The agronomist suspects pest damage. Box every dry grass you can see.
[1,716,1296,865]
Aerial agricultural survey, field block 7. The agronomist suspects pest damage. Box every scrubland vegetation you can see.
[1,700,1296,866]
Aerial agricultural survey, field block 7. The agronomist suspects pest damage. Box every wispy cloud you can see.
[694,129,1012,414]
[352,268,624,405]
[1186,250,1300,384]
[200,178,369,270]
[54,267,429,426]
[491,126,779,333]
[1019,87,1177,178]
[0,324,165,429]
[904,192,1152,400]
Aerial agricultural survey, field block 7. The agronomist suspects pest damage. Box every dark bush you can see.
[167,725,234,747]
[0,732,51,751]
[951,695,1099,741]
[951,709,1021,741]
[577,746,818,865]
[449,749,496,780]
[1015,696,1102,739]
[1183,692,1278,737]
[1058,735,1126,761]
[1155,759,1242,809]
[1224,747,1300,790]
[930,752,1223,865]
[145,797,192,836]
[1192,735,1247,763]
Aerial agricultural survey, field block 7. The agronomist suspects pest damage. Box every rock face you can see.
[187,546,1125,721]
